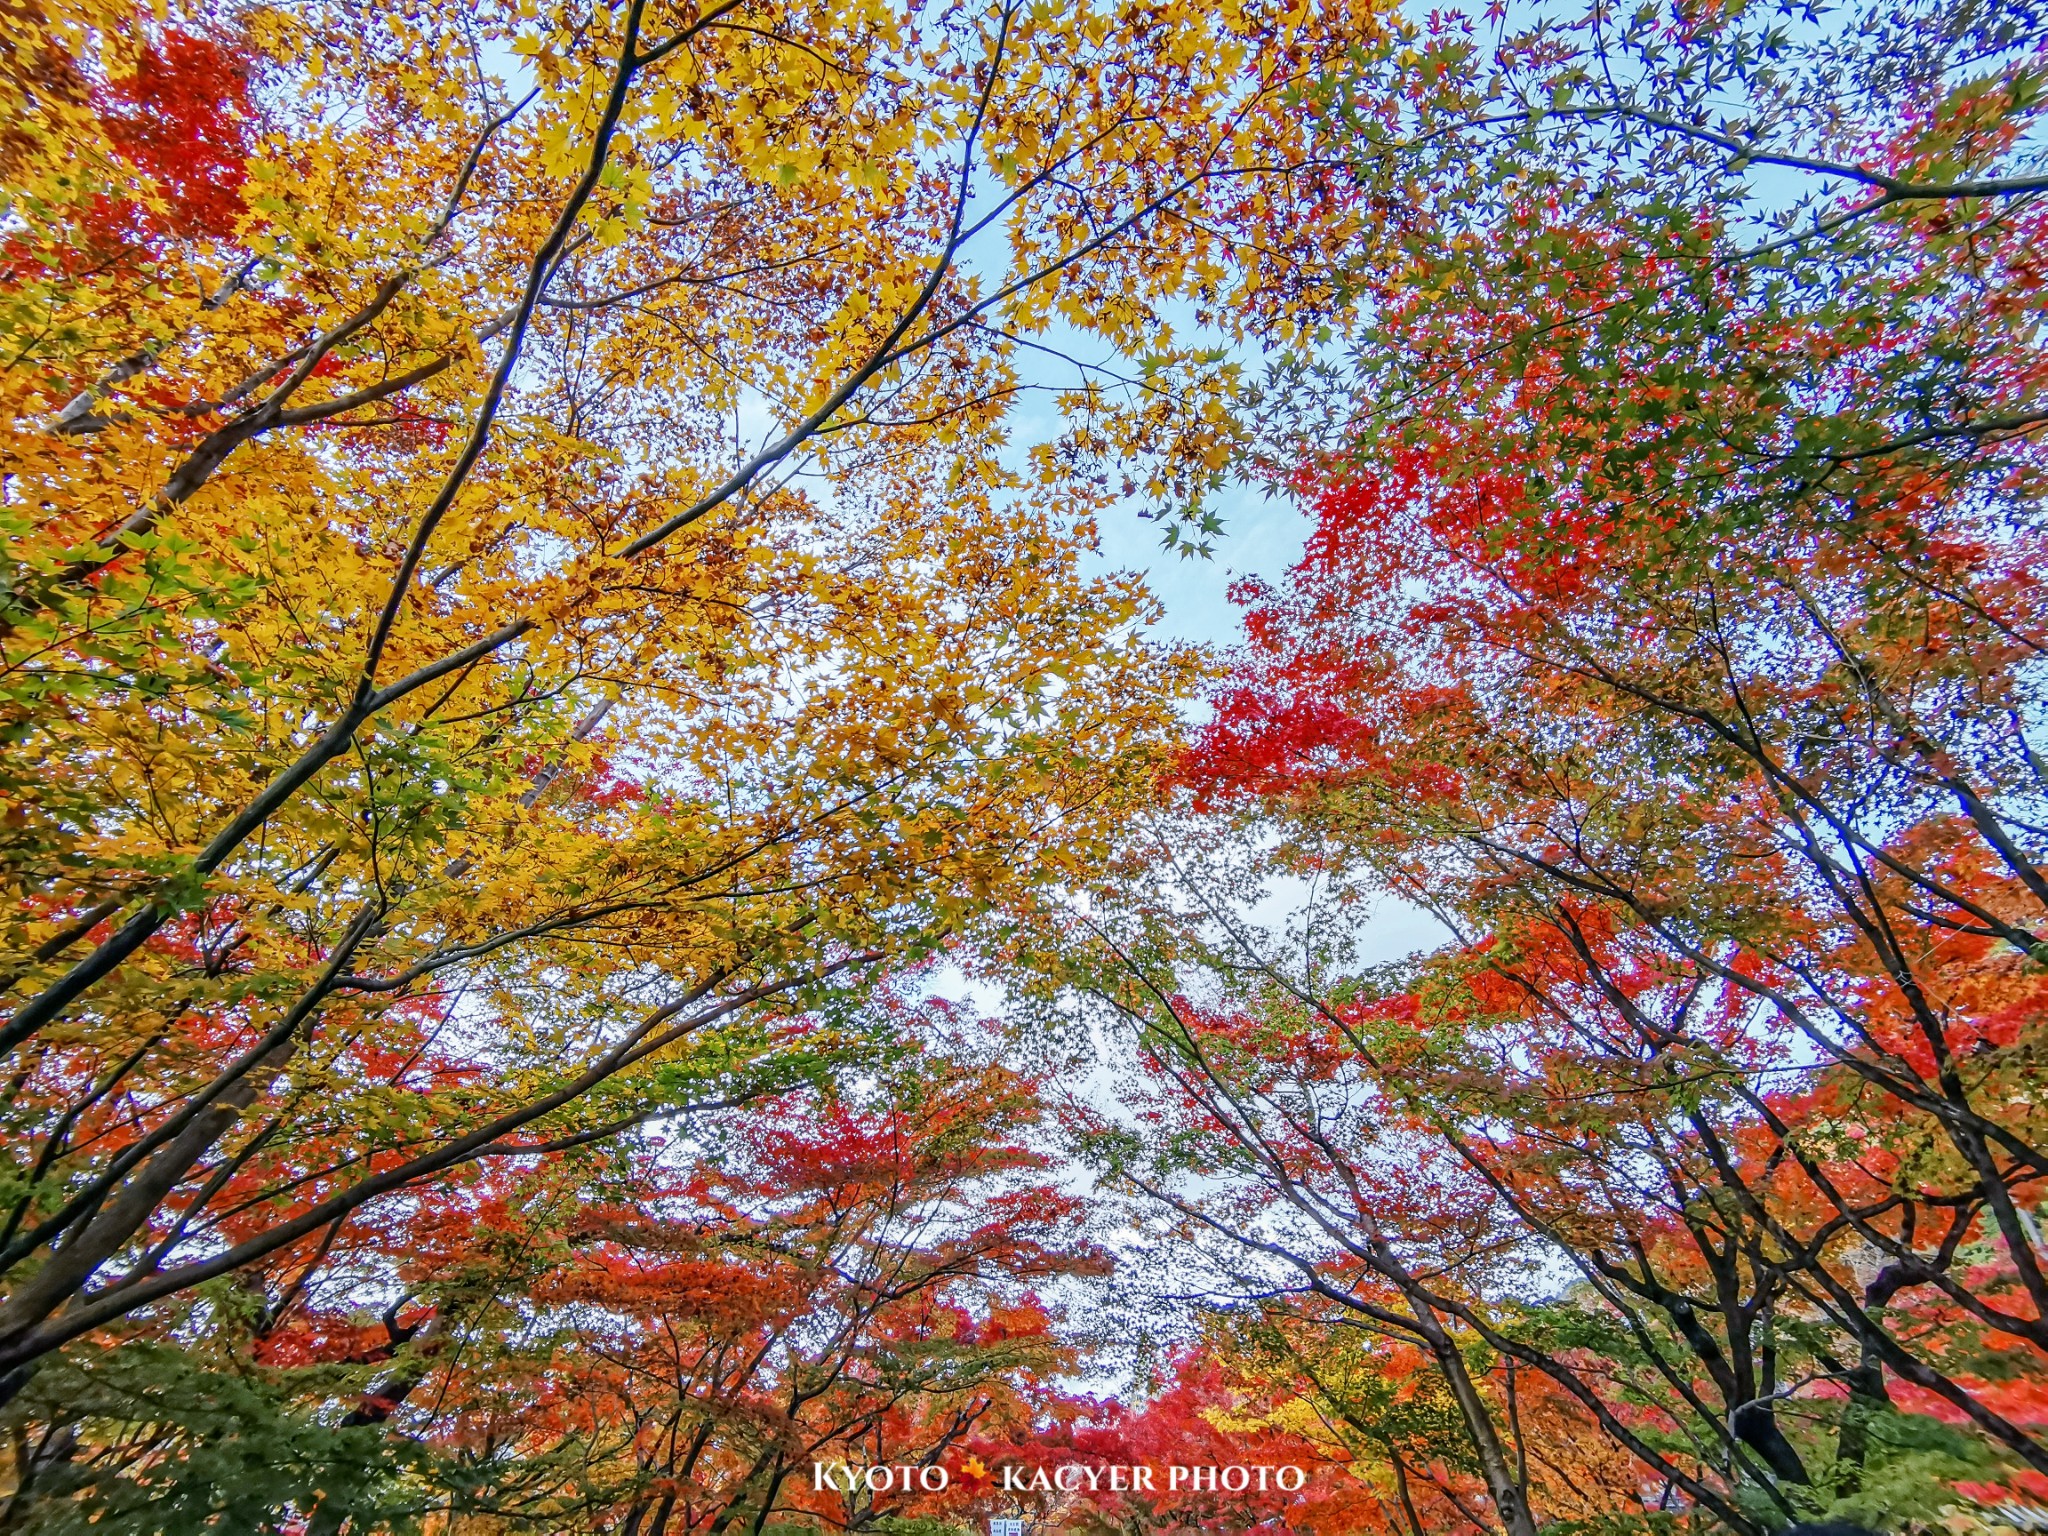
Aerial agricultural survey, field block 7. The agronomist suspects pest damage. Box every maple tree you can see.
[434,1038,1100,1535]
[0,0,1387,1444]
[1021,1331,1458,1535]
[0,1021,1100,1533]
[1016,0,2048,1530]
[10,0,2048,1525]
[1050,819,2045,1531]
[0,0,1407,1520]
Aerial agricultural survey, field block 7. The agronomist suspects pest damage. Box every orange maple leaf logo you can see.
[961,1456,989,1479]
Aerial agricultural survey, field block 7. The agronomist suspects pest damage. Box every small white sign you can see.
[990,1521,1026,1536]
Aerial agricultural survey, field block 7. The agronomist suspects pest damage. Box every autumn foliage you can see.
[1122,1,2048,1529]
[4,0,2048,1529]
